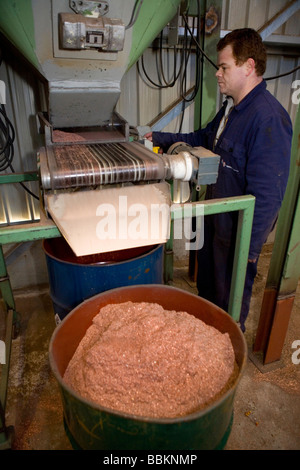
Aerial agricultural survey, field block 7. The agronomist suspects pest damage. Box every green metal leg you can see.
[0,215,60,448]
[164,181,174,284]
[228,197,255,321]
[164,220,174,283]
[0,308,15,450]
[171,195,255,321]
[0,245,19,449]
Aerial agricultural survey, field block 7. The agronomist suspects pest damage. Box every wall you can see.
[117,0,300,131]
[0,58,42,227]
[221,0,300,123]
[117,35,197,132]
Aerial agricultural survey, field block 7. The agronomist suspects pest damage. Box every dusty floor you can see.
[1,243,300,451]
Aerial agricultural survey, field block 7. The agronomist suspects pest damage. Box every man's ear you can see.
[245,57,256,76]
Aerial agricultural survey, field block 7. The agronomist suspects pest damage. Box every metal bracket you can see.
[69,0,109,17]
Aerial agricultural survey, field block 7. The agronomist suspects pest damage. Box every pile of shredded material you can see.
[63,301,236,418]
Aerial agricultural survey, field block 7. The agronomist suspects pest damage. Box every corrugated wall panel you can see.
[117,47,195,133]
[270,56,298,113]
[222,0,299,33]
[221,0,300,121]
[268,0,289,34]
[225,0,249,30]
[120,0,299,135]
[247,0,269,29]
[0,57,42,226]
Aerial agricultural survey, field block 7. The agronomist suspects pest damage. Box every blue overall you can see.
[152,80,292,330]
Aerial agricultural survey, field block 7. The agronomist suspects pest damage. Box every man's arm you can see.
[246,113,292,260]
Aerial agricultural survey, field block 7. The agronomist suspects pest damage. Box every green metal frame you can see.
[170,195,255,320]
[0,172,39,184]
[193,0,222,130]
[0,190,255,448]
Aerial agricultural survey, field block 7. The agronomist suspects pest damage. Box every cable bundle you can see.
[137,9,204,96]
[0,103,15,171]
[137,2,211,130]
[0,102,38,199]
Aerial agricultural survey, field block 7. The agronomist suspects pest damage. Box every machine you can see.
[0,0,220,256]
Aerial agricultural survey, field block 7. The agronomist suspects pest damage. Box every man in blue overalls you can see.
[145,28,293,332]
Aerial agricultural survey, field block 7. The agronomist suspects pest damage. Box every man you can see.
[145,28,292,332]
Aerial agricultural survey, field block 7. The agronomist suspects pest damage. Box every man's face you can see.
[215,45,248,101]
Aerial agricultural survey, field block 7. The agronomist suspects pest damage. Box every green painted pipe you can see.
[263,105,300,293]
[0,0,40,71]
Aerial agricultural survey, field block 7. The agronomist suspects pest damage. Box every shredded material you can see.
[63,301,236,418]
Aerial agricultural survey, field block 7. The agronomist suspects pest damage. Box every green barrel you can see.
[49,284,247,450]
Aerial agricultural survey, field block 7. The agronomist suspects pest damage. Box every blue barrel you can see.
[43,237,164,323]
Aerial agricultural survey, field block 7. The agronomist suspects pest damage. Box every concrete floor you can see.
[1,243,300,450]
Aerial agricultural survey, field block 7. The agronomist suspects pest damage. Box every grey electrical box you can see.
[59,13,125,51]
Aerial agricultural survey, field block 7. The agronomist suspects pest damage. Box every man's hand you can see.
[144,132,153,141]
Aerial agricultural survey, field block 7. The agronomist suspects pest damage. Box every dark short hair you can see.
[217,28,267,76]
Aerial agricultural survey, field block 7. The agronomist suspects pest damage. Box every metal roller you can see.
[40,141,167,191]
